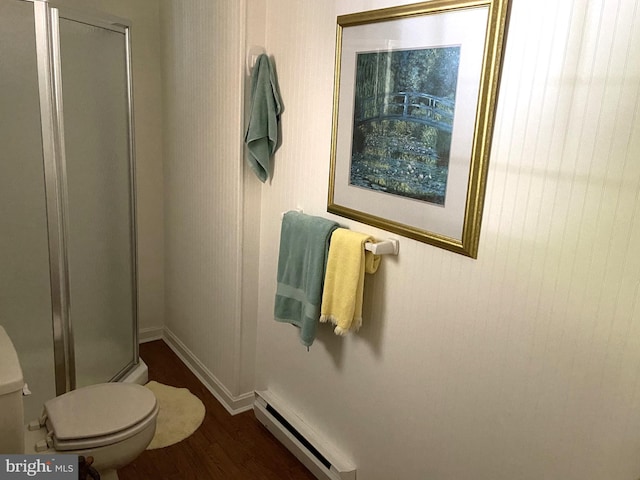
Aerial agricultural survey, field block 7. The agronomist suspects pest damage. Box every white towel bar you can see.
[364,238,399,255]
[280,209,399,255]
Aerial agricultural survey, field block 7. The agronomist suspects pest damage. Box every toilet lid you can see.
[44,383,157,442]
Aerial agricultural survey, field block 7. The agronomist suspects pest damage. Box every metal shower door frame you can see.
[30,0,139,395]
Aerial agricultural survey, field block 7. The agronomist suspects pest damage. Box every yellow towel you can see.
[320,229,381,335]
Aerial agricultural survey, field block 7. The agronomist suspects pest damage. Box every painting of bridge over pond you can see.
[349,46,460,206]
[329,0,510,258]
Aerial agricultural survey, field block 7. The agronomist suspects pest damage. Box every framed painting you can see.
[328,0,511,258]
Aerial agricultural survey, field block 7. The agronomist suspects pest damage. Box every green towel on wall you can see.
[244,54,282,182]
[274,211,339,347]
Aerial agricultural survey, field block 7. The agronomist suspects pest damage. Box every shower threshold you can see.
[121,359,149,386]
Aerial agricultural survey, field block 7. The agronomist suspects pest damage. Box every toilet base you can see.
[102,469,119,480]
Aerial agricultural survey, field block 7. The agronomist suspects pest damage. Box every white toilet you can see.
[0,326,158,480]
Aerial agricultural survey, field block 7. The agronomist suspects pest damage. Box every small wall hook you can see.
[246,45,266,75]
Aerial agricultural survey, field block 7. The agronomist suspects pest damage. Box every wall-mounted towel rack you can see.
[281,209,400,255]
[364,238,399,255]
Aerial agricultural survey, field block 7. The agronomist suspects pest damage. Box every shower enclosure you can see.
[0,0,142,420]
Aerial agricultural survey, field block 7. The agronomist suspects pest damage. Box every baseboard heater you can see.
[253,390,356,480]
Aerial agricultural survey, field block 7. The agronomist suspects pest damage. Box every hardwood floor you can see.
[117,340,315,480]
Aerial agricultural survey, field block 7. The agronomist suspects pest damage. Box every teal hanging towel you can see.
[244,54,282,182]
[274,211,339,347]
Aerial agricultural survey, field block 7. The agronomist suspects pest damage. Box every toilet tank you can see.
[0,326,25,454]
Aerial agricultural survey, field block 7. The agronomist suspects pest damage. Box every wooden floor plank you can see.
[117,340,315,480]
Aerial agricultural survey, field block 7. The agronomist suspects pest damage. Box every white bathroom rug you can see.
[144,381,205,449]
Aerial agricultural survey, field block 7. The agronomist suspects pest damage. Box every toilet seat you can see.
[43,383,157,451]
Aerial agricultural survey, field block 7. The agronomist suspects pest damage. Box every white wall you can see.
[153,0,640,476]
[255,0,640,479]
[159,0,258,406]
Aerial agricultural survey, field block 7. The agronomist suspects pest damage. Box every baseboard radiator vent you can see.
[253,390,356,480]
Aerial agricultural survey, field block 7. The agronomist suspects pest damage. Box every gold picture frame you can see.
[328,0,511,258]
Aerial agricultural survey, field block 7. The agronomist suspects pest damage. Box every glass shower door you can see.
[56,12,137,387]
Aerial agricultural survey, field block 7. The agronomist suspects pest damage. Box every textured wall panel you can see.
[255,0,640,478]
[161,0,245,393]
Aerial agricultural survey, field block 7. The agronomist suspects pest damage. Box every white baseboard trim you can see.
[139,326,164,343]
[162,328,254,415]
